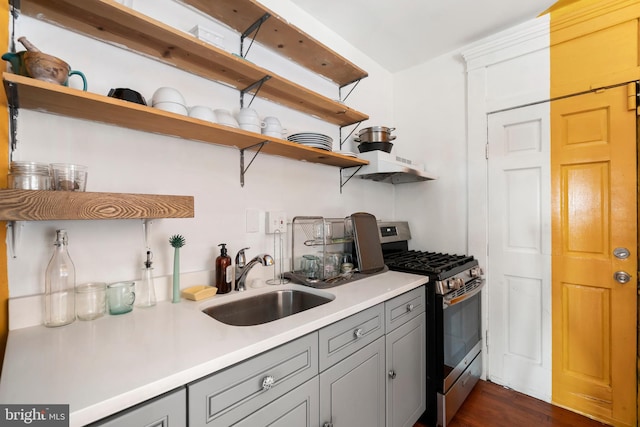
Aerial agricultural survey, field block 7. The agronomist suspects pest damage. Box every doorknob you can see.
[614,271,632,284]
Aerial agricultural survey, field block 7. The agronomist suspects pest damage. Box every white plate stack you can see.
[287,133,333,151]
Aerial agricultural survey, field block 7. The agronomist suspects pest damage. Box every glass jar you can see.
[7,161,51,190]
[76,282,106,320]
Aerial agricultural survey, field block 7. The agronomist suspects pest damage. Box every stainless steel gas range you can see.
[378,221,485,427]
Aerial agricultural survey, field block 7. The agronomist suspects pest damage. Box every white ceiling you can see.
[290,0,557,72]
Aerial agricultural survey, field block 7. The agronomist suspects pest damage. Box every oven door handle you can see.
[443,279,485,308]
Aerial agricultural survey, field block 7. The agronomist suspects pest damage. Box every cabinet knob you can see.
[388,370,397,379]
[261,375,275,391]
[323,423,334,427]
[406,303,414,312]
[354,328,364,339]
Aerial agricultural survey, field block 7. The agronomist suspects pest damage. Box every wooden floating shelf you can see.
[18,0,369,127]
[176,0,368,87]
[0,189,195,221]
[3,73,369,169]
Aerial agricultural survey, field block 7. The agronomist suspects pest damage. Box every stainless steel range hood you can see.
[342,151,437,184]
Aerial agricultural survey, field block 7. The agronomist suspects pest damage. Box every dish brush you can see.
[169,234,186,303]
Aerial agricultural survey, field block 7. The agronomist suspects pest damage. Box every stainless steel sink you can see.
[202,289,335,326]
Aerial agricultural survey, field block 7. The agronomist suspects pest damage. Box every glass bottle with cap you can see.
[44,229,76,327]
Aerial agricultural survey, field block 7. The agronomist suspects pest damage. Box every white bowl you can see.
[220,121,239,129]
[238,115,262,123]
[214,109,239,127]
[263,131,284,139]
[154,101,188,115]
[189,106,216,122]
[264,123,283,132]
[152,87,186,105]
[240,123,262,133]
[237,107,260,121]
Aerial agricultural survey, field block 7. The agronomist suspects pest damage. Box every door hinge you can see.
[485,143,489,160]
[485,330,489,353]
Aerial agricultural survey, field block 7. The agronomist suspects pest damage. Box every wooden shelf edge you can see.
[2,73,369,169]
[0,190,194,221]
[176,0,368,87]
[19,0,368,127]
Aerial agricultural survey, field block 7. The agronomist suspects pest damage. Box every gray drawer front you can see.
[319,303,384,371]
[385,286,425,333]
[188,332,318,427]
[92,387,186,427]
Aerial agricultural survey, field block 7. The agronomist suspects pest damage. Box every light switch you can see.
[246,209,260,233]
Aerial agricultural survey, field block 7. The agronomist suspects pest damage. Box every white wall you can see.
[7,0,400,298]
[392,53,469,254]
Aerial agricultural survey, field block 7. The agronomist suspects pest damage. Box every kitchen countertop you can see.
[0,270,427,426]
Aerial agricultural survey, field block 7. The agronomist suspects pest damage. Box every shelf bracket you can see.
[340,166,362,193]
[7,82,19,152]
[240,75,272,109]
[240,141,269,187]
[142,218,154,252]
[339,78,362,103]
[339,121,364,150]
[6,220,24,258]
[241,13,271,58]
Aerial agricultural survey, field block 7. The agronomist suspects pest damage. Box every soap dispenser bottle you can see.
[216,243,232,294]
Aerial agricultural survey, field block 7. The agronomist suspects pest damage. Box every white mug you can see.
[263,116,282,127]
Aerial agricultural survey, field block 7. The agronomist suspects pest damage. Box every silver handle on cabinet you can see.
[406,303,414,312]
[261,375,275,391]
[614,271,632,284]
[388,370,397,379]
[354,328,364,339]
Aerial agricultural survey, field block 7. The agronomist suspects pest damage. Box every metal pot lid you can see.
[358,126,395,135]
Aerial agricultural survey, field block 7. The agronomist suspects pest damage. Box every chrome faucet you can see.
[235,247,274,291]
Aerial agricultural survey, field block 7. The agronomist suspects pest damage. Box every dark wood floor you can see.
[414,380,609,427]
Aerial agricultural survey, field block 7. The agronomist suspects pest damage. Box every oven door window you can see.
[443,291,481,377]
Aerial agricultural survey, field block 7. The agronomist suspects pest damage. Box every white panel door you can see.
[487,102,551,402]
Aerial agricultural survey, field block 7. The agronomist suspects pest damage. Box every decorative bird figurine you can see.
[169,234,186,303]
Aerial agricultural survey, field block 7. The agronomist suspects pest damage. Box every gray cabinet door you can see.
[385,312,426,427]
[91,387,186,427]
[235,377,320,427]
[319,337,385,427]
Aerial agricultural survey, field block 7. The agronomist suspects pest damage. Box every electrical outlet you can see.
[266,211,287,234]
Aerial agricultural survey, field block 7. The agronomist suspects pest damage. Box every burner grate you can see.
[384,250,476,276]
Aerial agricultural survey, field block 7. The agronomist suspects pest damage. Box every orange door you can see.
[551,84,637,426]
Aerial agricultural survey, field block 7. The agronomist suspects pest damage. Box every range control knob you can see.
[449,277,464,290]
[468,267,483,278]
